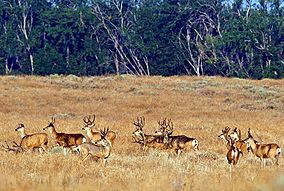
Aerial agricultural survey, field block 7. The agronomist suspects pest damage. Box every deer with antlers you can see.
[161,118,199,156]
[218,127,248,156]
[132,116,165,151]
[1,140,23,153]
[76,128,111,165]
[229,128,249,155]
[43,117,86,147]
[15,123,48,153]
[82,115,116,146]
[244,128,281,166]
[218,127,231,150]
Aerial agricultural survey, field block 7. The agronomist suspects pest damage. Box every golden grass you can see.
[0,75,283,191]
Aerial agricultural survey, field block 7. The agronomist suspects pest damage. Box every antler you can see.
[248,128,252,138]
[238,128,242,140]
[51,117,55,124]
[133,116,145,129]
[83,115,96,126]
[1,140,22,153]
[158,118,173,135]
[100,128,109,138]
[222,126,231,133]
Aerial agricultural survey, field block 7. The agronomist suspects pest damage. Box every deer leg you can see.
[261,158,265,167]
[41,145,48,153]
[142,144,148,153]
[228,164,232,173]
[82,153,90,162]
[275,156,279,166]
[177,149,181,157]
[102,158,107,166]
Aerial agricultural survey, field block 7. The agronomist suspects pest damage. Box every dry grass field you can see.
[0,75,283,191]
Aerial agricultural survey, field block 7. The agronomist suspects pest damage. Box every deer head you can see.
[218,127,231,144]
[156,118,173,136]
[132,116,145,143]
[82,115,96,131]
[43,117,55,132]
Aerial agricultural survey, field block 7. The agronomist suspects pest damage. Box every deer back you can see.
[20,133,48,150]
[255,143,281,159]
[63,133,86,146]
[167,135,198,151]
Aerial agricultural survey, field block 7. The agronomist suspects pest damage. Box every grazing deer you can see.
[227,137,241,173]
[244,128,281,166]
[82,115,116,146]
[43,117,86,147]
[162,119,199,156]
[15,123,48,153]
[76,128,111,165]
[132,116,166,151]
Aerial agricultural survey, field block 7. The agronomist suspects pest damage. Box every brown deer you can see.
[244,128,281,166]
[218,127,231,150]
[76,128,111,165]
[82,115,116,146]
[218,127,248,156]
[43,117,86,147]
[132,116,166,151]
[230,128,249,155]
[226,137,241,173]
[15,123,48,153]
[162,119,199,156]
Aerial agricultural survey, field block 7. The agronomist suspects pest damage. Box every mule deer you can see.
[230,128,249,155]
[244,128,281,166]
[162,119,199,156]
[15,123,48,153]
[226,137,241,173]
[1,140,23,153]
[218,127,248,156]
[132,116,166,151]
[76,128,111,165]
[218,127,231,150]
[82,115,116,146]
[43,118,86,147]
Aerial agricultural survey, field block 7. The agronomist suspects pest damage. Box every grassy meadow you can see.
[0,75,283,191]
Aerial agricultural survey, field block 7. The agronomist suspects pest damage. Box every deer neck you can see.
[50,127,58,138]
[18,129,27,139]
[103,145,111,159]
[86,128,95,139]
[249,138,258,153]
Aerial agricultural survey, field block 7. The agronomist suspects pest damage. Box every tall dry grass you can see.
[0,75,283,191]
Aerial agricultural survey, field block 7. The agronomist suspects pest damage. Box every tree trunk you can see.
[114,52,119,75]
[29,53,34,74]
[5,58,10,75]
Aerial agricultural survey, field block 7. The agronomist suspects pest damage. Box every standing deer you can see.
[244,128,281,166]
[218,127,248,156]
[162,119,199,156]
[82,115,116,146]
[76,128,111,165]
[15,123,48,153]
[43,118,86,147]
[230,128,249,155]
[226,137,241,173]
[132,116,166,151]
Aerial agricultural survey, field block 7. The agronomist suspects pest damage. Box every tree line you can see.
[0,0,283,79]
